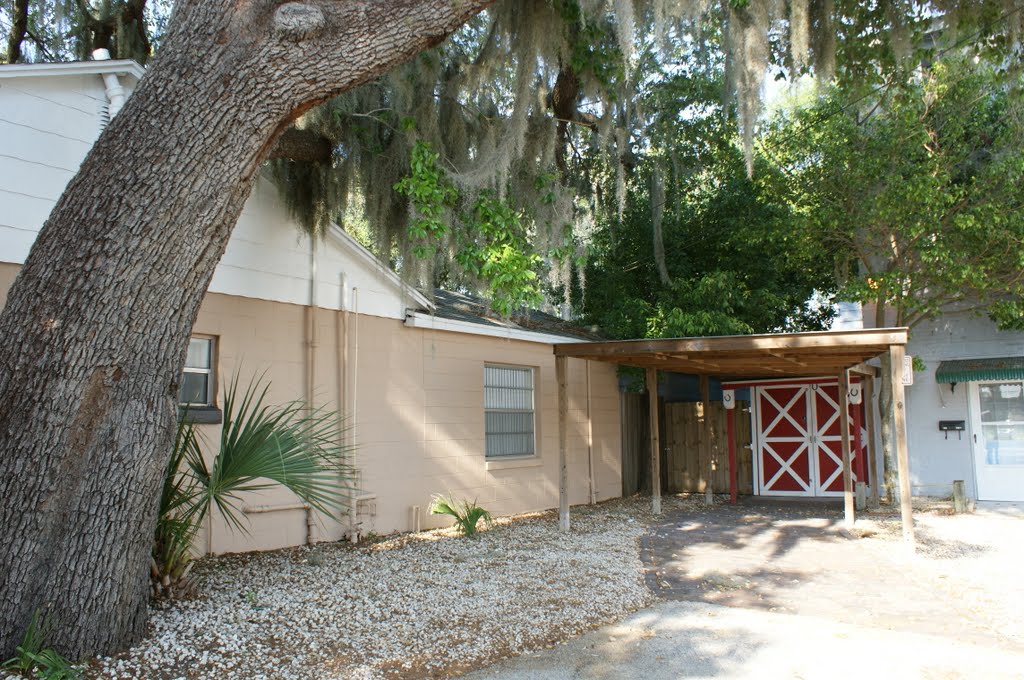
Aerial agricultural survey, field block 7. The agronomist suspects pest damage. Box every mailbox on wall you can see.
[939,420,966,440]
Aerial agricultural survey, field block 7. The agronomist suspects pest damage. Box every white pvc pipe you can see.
[303,240,320,545]
[91,49,126,118]
[349,287,360,542]
[244,502,310,514]
[586,360,596,504]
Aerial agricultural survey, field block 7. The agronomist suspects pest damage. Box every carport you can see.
[553,328,915,544]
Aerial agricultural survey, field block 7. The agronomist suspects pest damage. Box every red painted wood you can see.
[757,385,812,494]
[755,381,866,497]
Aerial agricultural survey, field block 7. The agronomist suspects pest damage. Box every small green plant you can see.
[1,609,80,679]
[429,495,492,537]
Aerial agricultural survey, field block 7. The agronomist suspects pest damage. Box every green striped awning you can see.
[935,356,1024,384]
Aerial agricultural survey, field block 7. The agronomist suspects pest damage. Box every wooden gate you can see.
[664,401,752,495]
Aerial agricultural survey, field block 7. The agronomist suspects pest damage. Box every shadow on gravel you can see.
[639,496,1019,649]
[642,498,845,609]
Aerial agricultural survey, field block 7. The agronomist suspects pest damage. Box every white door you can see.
[970,381,1024,501]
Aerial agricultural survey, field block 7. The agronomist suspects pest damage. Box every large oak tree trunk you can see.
[0,0,493,659]
[873,299,899,504]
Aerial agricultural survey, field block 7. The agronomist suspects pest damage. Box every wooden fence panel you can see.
[620,392,648,496]
[665,401,752,495]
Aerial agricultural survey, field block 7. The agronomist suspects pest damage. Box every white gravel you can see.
[83,498,663,679]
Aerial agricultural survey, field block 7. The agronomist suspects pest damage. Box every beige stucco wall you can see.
[0,262,622,554]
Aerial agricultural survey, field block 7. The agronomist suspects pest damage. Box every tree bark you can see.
[0,0,493,660]
[651,166,671,286]
[5,0,29,63]
[874,300,898,504]
[269,127,334,163]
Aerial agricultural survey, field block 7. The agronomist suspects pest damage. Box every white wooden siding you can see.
[0,67,417,320]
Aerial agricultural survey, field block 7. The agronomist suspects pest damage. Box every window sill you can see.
[179,406,222,425]
[485,456,542,471]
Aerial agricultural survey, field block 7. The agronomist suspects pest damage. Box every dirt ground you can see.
[641,498,1024,651]
[468,497,1024,679]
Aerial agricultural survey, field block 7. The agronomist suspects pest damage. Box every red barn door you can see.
[756,385,814,496]
[754,381,866,497]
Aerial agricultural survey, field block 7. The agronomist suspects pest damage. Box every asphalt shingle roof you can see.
[428,289,603,342]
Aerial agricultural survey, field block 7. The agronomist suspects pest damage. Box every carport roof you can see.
[553,328,908,380]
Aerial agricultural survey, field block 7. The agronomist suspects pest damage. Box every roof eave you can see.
[0,59,146,81]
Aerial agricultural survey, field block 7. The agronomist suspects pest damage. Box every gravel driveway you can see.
[469,499,1024,679]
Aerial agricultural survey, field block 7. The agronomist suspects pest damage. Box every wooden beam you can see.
[769,351,809,367]
[838,368,855,527]
[849,362,880,378]
[553,328,909,359]
[646,368,662,515]
[889,344,915,546]
[557,355,570,532]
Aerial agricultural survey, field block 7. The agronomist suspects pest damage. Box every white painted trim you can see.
[326,225,433,312]
[0,60,145,81]
[485,457,543,471]
[405,311,586,345]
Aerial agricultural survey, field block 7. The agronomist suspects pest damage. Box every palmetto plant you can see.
[1,609,80,679]
[151,375,353,598]
[429,495,492,537]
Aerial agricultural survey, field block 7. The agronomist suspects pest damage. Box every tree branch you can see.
[268,127,334,163]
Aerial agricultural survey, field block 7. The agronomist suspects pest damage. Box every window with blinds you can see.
[484,365,535,458]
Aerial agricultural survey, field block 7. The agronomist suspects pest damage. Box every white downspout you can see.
[586,360,596,504]
[91,49,126,119]
[337,270,354,540]
[349,287,360,542]
[304,239,320,546]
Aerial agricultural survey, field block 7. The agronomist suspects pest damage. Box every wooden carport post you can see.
[838,368,855,528]
[727,405,738,504]
[646,368,662,515]
[700,375,713,505]
[557,355,570,532]
[888,345,915,545]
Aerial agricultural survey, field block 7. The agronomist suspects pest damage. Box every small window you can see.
[180,337,215,407]
[485,365,535,459]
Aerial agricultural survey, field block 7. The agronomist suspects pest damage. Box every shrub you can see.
[151,374,354,598]
[429,495,492,536]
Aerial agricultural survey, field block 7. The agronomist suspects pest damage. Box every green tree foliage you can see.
[579,37,836,339]
[762,56,1024,330]
[2,0,170,64]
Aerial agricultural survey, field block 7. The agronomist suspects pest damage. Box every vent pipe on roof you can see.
[91,48,126,119]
